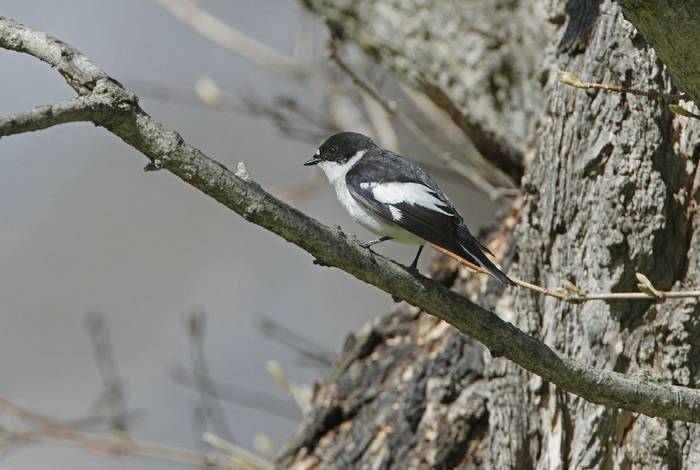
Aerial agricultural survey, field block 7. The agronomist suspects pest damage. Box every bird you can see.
[304,131,514,286]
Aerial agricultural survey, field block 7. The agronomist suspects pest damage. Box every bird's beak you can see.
[304,156,321,166]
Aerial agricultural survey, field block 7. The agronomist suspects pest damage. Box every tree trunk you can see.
[282,1,700,468]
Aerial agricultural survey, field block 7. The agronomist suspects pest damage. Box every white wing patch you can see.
[388,205,403,221]
[372,182,451,215]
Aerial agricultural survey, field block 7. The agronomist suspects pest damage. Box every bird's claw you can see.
[350,234,375,249]
[360,240,375,249]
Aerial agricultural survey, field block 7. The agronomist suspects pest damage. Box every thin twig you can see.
[203,432,270,470]
[265,361,312,415]
[130,78,335,141]
[155,0,302,79]
[84,313,128,433]
[170,366,302,421]
[256,316,335,369]
[361,92,399,151]
[559,71,687,101]
[399,83,464,144]
[417,80,525,184]
[328,40,517,201]
[0,396,271,469]
[431,244,700,302]
[187,311,235,444]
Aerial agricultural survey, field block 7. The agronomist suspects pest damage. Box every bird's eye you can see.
[328,146,337,155]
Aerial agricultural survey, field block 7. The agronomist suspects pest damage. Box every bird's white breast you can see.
[317,151,423,243]
[318,151,383,233]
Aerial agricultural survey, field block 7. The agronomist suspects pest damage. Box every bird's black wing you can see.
[346,150,513,285]
[346,151,456,240]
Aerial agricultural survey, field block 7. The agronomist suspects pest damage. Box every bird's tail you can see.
[456,233,515,286]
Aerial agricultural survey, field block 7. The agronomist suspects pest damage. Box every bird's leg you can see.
[408,245,424,272]
[360,236,393,249]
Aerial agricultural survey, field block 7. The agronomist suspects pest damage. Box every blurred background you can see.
[0,1,500,468]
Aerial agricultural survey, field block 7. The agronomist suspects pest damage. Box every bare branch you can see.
[0,396,270,470]
[186,311,235,443]
[256,316,335,369]
[155,0,303,80]
[0,96,111,137]
[419,80,525,184]
[559,71,686,101]
[203,433,270,469]
[433,245,700,303]
[84,313,128,433]
[2,16,700,423]
[399,83,465,144]
[361,92,399,151]
[170,366,302,421]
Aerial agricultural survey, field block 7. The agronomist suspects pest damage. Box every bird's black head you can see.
[304,132,376,166]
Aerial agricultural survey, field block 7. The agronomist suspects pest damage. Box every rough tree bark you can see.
[283,1,700,468]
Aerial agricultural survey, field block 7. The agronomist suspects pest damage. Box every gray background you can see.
[0,1,495,468]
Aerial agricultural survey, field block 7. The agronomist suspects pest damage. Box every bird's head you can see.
[304,132,376,167]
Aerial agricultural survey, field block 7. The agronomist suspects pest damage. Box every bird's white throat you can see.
[317,150,366,185]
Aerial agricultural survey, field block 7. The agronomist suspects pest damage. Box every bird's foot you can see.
[360,240,376,249]
[359,236,393,249]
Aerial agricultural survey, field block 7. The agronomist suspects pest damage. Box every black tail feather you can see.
[456,235,515,286]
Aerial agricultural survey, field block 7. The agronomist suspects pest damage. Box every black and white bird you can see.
[304,132,514,286]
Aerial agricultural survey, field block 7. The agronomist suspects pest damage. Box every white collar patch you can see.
[318,150,366,186]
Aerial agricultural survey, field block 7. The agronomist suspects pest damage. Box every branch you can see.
[2,16,700,423]
[256,316,335,369]
[84,313,128,433]
[186,311,235,443]
[559,71,686,102]
[418,80,526,184]
[0,96,112,136]
[154,0,303,80]
[0,396,270,470]
[433,245,700,302]
[170,366,302,421]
